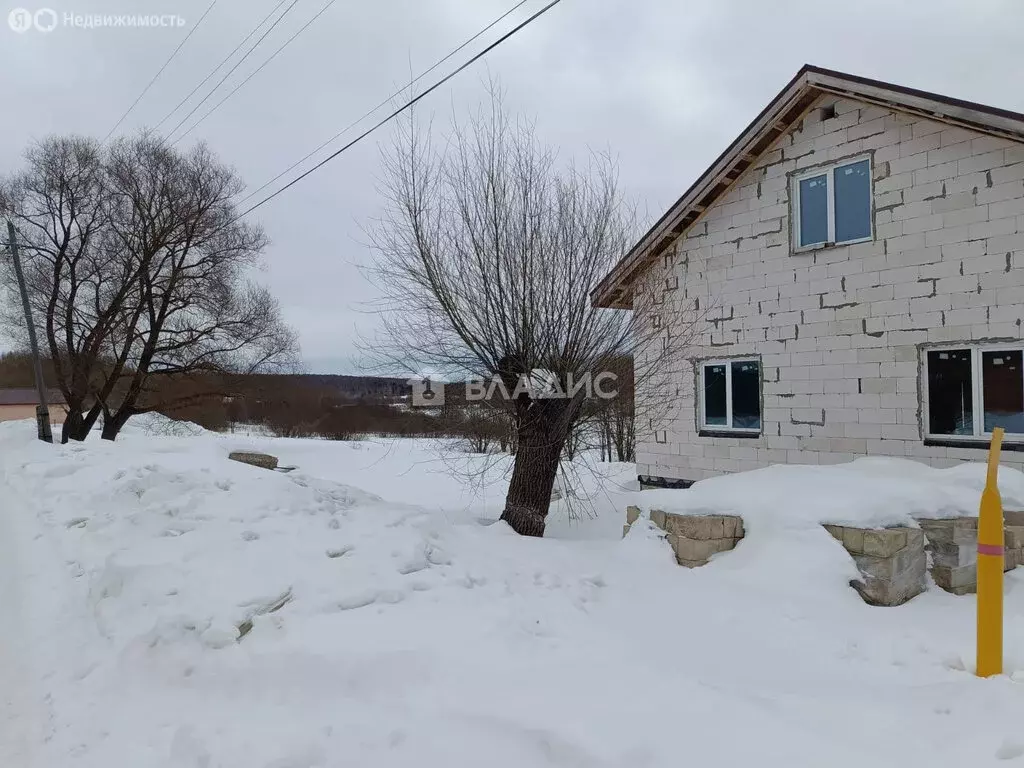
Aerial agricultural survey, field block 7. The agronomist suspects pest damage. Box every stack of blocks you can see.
[823,524,926,606]
[916,511,1024,594]
[625,507,1023,604]
[625,506,744,567]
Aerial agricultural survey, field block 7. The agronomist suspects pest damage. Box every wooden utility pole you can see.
[6,221,53,443]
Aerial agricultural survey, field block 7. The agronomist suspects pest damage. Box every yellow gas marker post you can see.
[977,426,1005,678]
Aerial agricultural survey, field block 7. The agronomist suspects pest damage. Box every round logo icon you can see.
[8,8,34,33]
[34,8,57,32]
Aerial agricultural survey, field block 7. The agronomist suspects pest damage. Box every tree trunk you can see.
[62,402,103,442]
[60,410,81,444]
[499,406,569,537]
[79,403,102,438]
[100,410,131,441]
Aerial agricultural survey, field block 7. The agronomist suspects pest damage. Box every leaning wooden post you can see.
[6,221,53,443]
[976,426,1004,678]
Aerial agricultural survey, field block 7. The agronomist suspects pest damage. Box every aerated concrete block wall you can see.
[635,93,1024,486]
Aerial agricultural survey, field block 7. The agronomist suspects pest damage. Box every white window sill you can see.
[793,235,873,255]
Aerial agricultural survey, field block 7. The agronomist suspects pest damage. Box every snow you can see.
[1,417,1024,767]
[638,456,1024,528]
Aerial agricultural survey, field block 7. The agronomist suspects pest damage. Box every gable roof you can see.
[0,388,66,406]
[592,64,1024,309]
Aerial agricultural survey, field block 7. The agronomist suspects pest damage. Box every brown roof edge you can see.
[593,64,1024,309]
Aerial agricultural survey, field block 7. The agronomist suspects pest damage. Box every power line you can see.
[239,0,564,219]
[171,0,339,146]
[238,0,532,207]
[152,0,291,134]
[102,0,218,141]
[164,0,301,142]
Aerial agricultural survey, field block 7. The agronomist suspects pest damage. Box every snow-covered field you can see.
[2,416,1024,767]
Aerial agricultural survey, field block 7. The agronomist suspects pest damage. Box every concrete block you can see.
[931,564,977,592]
[664,514,709,539]
[671,536,719,564]
[852,558,927,606]
[706,516,726,539]
[928,541,977,568]
[1005,510,1024,526]
[1004,525,1024,550]
[917,517,977,545]
[228,452,278,470]
[650,509,667,530]
[843,526,866,554]
[626,506,641,525]
[862,528,908,558]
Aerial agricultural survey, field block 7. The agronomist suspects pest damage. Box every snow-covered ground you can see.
[1,416,1024,767]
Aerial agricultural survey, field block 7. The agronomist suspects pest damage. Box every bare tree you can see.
[0,136,128,441]
[96,137,298,440]
[367,92,697,536]
[0,134,299,442]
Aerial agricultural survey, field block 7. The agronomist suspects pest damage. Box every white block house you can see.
[593,65,1024,487]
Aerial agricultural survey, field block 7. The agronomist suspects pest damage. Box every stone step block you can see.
[625,509,745,567]
[228,451,279,470]
[928,541,977,569]
[931,563,978,594]
[915,515,1023,595]
[917,517,977,545]
[852,556,927,607]
[1005,525,1024,550]
[1005,510,1024,526]
[663,513,744,540]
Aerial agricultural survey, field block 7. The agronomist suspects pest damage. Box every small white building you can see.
[593,65,1024,487]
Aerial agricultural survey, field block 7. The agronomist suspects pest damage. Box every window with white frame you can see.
[925,347,1024,440]
[700,359,761,433]
[792,156,872,250]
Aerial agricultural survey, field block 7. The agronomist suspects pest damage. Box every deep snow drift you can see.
[1,418,1024,767]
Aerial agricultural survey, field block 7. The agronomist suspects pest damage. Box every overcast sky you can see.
[2,0,1022,373]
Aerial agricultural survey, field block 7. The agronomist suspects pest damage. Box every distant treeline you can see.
[0,353,633,459]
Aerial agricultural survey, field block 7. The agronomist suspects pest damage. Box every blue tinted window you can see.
[833,159,871,242]
[731,360,761,430]
[927,350,973,435]
[704,364,727,426]
[798,174,828,246]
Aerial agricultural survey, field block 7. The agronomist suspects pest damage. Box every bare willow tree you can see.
[0,134,299,442]
[368,93,697,536]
